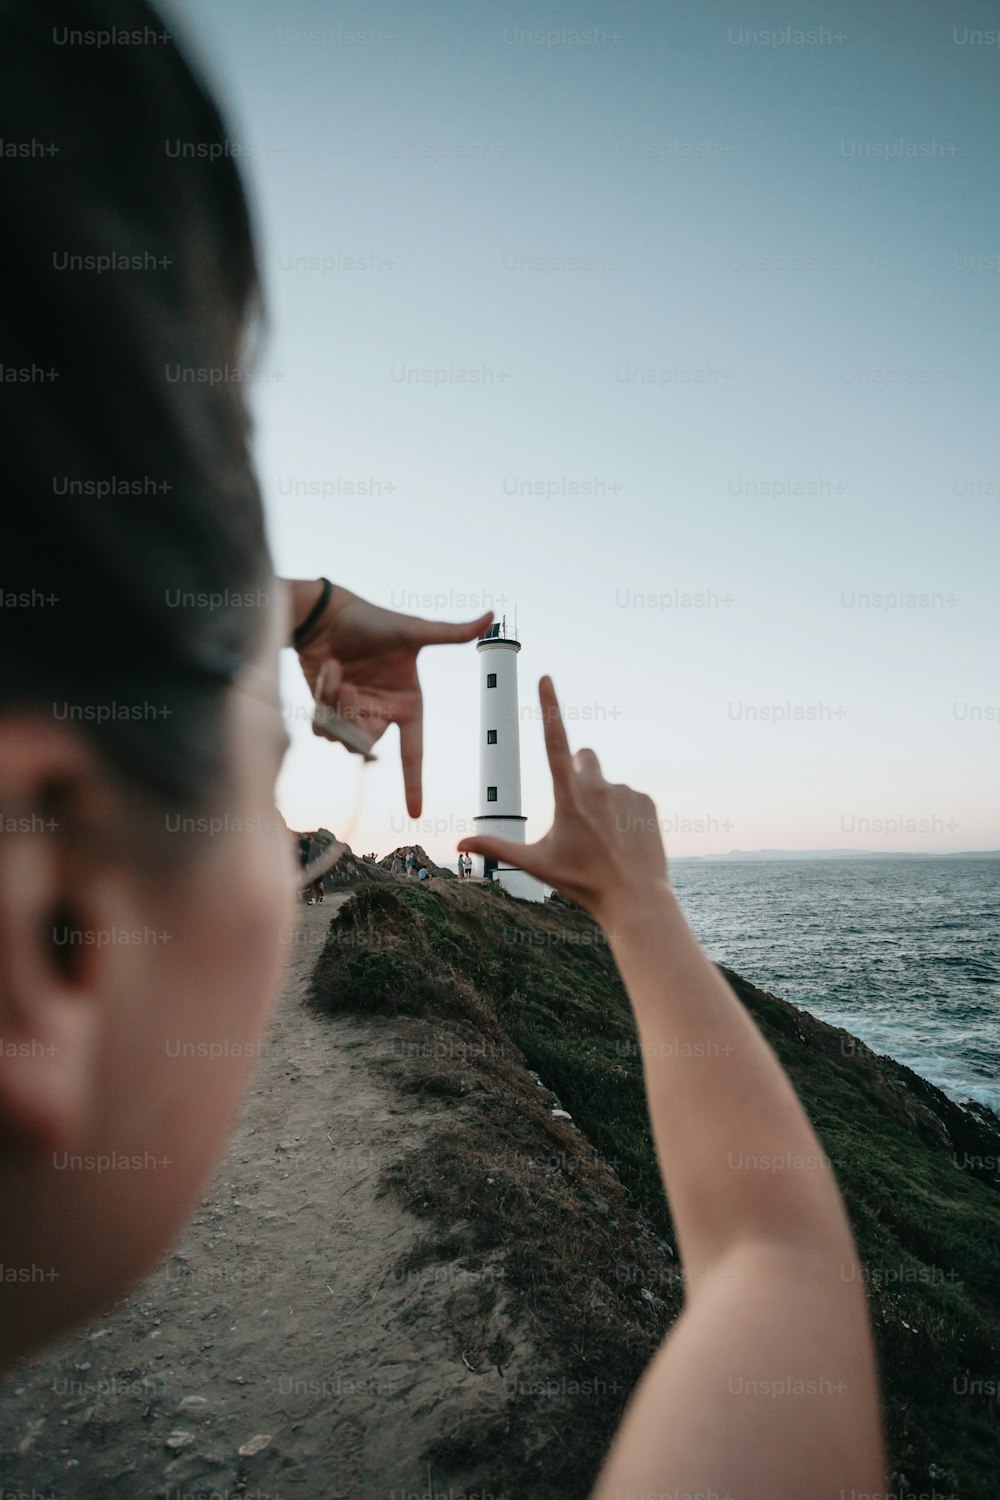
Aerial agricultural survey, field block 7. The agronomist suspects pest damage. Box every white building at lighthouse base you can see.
[471,836,546,903]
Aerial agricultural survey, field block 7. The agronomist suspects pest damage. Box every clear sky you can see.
[168,0,999,863]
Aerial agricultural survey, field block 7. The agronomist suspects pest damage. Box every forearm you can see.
[590,1243,886,1500]
[592,886,886,1493]
[283,577,330,641]
[605,883,858,1278]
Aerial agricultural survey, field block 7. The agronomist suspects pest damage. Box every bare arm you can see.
[459,677,886,1500]
[606,883,858,1272]
[591,885,885,1499]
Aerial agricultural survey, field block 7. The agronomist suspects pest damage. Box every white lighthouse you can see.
[472,618,545,902]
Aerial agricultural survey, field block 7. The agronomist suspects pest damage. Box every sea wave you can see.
[672,858,1000,1114]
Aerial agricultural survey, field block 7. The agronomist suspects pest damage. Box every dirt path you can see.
[0,891,530,1500]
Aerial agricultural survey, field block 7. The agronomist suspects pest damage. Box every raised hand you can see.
[290,580,493,819]
[458,676,668,928]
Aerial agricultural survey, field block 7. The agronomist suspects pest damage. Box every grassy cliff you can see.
[309,875,1000,1499]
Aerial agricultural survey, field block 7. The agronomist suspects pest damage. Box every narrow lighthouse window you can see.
[486,673,497,688]
[487,730,497,744]
[487,786,497,802]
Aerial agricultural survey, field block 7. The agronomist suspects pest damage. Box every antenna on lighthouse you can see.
[514,604,517,640]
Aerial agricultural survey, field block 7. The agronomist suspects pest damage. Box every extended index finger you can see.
[538,675,573,802]
[399,711,424,820]
[408,610,494,649]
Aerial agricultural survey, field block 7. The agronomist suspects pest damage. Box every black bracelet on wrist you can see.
[292,577,333,648]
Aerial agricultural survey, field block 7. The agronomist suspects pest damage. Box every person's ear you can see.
[0,717,112,1155]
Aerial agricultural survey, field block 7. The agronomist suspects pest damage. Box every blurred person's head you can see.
[0,0,295,1363]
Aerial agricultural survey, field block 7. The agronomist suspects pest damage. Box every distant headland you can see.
[674,848,1000,862]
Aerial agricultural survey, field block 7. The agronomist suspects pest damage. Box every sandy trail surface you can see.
[0,891,529,1500]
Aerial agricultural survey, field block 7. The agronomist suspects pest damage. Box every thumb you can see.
[458,835,542,875]
[315,657,343,702]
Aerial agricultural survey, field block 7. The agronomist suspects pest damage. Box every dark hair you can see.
[0,0,272,806]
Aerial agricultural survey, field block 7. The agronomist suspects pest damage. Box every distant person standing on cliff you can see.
[297,833,325,905]
[405,850,414,878]
[390,854,403,876]
[297,833,311,901]
[0,7,886,1500]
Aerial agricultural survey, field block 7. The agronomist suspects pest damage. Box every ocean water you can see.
[668,858,1000,1115]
